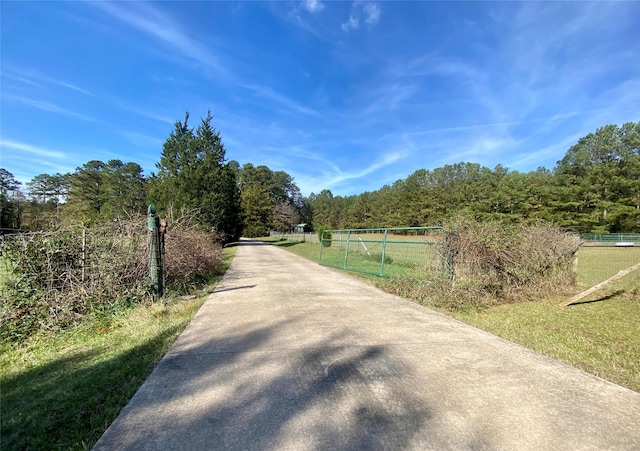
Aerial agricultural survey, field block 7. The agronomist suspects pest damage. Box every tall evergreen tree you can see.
[0,168,23,229]
[66,160,106,219]
[150,111,242,240]
[241,184,273,237]
[101,160,148,219]
[310,189,336,229]
[554,121,640,232]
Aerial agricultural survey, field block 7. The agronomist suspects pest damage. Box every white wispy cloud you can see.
[342,1,381,32]
[405,112,583,138]
[301,0,324,14]
[92,2,320,121]
[588,79,640,124]
[492,2,637,119]
[0,71,39,87]
[285,6,327,41]
[367,1,637,180]
[293,149,408,194]
[214,107,408,194]
[362,83,418,115]
[403,54,481,81]
[386,53,506,123]
[506,131,586,170]
[2,67,92,96]
[88,1,229,78]
[341,15,359,32]
[362,3,381,25]
[0,139,68,160]
[277,145,344,175]
[48,78,92,97]
[3,94,97,122]
[119,131,164,148]
[243,84,321,117]
[113,100,177,125]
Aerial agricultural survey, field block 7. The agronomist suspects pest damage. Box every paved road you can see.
[94,240,640,450]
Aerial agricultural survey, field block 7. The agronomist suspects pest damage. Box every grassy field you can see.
[261,237,640,392]
[0,245,236,450]
[320,238,445,280]
[323,231,445,273]
[576,245,640,288]
[453,296,640,392]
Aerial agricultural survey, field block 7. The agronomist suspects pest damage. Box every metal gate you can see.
[319,227,448,280]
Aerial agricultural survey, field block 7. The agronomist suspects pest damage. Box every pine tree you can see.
[0,168,23,229]
[151,111,242,241]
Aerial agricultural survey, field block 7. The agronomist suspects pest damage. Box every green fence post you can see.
[148,204,164,300]
[445,227,454,281]
[380,229,388,276]
[344,230,351,269]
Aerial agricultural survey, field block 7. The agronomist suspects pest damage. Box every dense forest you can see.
[1,119,638,236]
[309,121,639,234]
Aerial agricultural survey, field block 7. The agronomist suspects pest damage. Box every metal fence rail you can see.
[0,241,14,298]
[319,227,447,280]
[0,225,149,304]
[580,233,640,243]
[269,231,319,244]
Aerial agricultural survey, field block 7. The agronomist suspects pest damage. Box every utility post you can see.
[148,204,164,300]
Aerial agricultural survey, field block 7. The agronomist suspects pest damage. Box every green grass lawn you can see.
[319,243,442,278]
[7,238,636,449]
[452,297,640,392]
[262,237,640,393]
[0,246,236,450]
[577,246,640,288]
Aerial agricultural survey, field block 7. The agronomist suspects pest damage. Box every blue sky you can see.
[1,1,639,197]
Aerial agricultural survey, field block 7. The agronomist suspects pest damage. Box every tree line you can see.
[308,121,639,234]
[0,160,147,231]
[1,118,638,236]
[0,111,308,239]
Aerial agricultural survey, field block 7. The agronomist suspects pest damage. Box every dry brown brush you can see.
[162,212,223,292]
[0,215,222,341]
[381,220,581,311]
[447,219,581,304]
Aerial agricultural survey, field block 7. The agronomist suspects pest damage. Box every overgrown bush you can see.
[318,227,332,247]
[378,219,581,311]
[0,216,222,342]
[163,219,222,293]
[445,219,580,297]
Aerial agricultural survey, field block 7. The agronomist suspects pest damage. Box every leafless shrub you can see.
[379,220,580,311]
[1,213,222,341]
[444,219,581,301]
[164,228,222,291]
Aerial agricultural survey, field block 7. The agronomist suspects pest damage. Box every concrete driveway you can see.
[94,240,640,450]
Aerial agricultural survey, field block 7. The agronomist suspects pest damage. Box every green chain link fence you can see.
[576,243,640,290]
[577,234,640,289]
[0,241,12,299]
[579,233,640,244]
